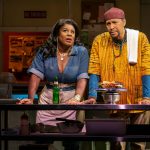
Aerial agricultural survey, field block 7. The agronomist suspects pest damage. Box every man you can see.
[88,7,150,150]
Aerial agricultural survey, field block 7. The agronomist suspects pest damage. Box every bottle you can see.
[53,76,60,104]
[19,112,30,135]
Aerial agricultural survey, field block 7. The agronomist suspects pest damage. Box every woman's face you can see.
[106,18,126,40]
[57,23,75,47]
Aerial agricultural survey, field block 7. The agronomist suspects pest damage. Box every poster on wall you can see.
[3,32,49,72]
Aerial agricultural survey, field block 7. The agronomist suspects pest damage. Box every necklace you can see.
[112,30,127,71]
[58,51,68,61]
[113,44,122,58]
[112,44,123,71]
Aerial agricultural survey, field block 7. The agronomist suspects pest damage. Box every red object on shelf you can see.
[3,32,49,72]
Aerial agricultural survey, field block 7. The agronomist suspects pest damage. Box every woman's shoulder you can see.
[73,45,88,53]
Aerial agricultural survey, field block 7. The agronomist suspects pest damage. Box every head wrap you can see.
[104,7,125,21]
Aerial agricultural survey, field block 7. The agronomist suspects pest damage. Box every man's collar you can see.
[112,29,127,45]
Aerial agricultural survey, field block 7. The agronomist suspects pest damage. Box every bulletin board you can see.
[3,32,49,72]
[81,1,115,27]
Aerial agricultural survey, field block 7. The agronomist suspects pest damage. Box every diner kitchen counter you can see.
[0,99,150,150]
[0,99,150,110]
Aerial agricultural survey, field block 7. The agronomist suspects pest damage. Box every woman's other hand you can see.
[82,98,96,104]
[66,98,82,105]
[66,97,96,104]
[16,98,34,104]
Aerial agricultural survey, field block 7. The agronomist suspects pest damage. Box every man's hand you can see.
[138,98,150,104]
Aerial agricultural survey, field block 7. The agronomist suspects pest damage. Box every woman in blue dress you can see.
[18,18,90,150]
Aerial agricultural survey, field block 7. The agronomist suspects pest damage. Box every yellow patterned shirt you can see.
[88,31,150,104]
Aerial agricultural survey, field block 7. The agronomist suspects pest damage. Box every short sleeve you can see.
[27,50,45,80]
[77,47,89,80]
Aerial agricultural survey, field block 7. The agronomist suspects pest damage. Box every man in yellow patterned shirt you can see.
[88,7,150,150]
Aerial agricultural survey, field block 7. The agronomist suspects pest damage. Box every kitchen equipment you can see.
[102,92,120,104]
[96,87,127,104]
[85,118,126,135]
[56,118,84,133]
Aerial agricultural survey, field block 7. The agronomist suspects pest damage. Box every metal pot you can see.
[102,92,120,104]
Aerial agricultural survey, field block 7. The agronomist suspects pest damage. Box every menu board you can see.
[3,32,49,72]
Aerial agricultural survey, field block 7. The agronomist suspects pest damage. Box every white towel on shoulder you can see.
[126,28,139,64]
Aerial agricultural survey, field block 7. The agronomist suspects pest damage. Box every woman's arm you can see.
[17,74,41,104]
[28,74,41,102]
[75,78,87,98]
[67,78,87,104]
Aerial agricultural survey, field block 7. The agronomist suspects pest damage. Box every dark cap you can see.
[104,7,125,21]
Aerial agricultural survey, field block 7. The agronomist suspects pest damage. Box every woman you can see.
[18,18,89,150]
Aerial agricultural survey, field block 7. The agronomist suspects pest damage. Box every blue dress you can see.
[28,45,89,83]
[28,45,89,125]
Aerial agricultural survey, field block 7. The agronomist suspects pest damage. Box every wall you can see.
[0,0,81,72]
[116,0,140,29]
[0,0,149,72]
[140,0,150,39]
[2,0,81,27]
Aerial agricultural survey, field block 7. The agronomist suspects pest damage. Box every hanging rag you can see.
[126,28,139,64]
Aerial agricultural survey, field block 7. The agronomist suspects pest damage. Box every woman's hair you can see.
[51,18,79,43]
[37,19,80,58]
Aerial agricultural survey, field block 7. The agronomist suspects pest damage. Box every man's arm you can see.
[88,74,100,103]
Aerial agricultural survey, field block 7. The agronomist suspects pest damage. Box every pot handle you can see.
[56,118,81,123]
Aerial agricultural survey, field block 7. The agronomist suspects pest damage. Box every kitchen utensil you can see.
[102,92,120,104]
[56,118,84,133]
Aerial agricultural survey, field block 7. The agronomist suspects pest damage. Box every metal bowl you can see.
[102,92,120,104]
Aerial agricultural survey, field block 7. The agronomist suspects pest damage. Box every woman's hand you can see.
[66,98,82,105]
[66,97,96,105]
[16,98,34,104]
[82,98,96,104]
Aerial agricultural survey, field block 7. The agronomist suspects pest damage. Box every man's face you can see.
[106,18,126,39]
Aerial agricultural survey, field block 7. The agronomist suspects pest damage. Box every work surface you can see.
[0,99,150,142]
[0,99,150,110]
